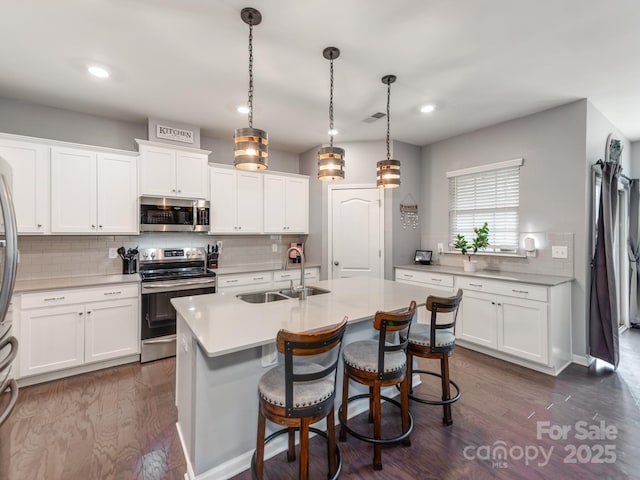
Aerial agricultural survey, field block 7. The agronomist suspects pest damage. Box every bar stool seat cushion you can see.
[408,324,455,347]
[259,363,335,408]
[342,340,406,373]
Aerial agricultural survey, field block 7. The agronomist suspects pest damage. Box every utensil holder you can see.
[123,258,137,275]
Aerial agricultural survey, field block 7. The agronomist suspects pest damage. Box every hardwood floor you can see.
[2,330,640,479]
[0,359,186,480]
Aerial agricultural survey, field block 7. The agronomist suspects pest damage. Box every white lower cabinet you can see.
[394,268,572,375]
[456,276,570,375]
[18,284,139,379]
[394,268,454,323]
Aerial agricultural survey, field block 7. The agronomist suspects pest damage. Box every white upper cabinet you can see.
[137,140,210,199]
[263,174,309,234]
[210,166,263,234]
[51,147,138,234]
[0,137,50,234]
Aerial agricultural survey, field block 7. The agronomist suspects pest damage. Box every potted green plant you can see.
[453,222,489,272]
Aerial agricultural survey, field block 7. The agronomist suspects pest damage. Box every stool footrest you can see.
[338,393,413,445]
[408,369,461,406]
[250,426,342,480]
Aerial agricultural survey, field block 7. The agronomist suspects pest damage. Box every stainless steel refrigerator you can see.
[0,155,19,427]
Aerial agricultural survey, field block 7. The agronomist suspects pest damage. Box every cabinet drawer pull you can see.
[512,289,529,294]
[431,278,442,282]
[403,274,413,278]
[253,277,264,281]
[103,291,122,296]
[227,279,238,283]
[44,296,65,302]
[469,283,483,287]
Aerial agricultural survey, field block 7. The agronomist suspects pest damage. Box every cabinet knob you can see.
[238,226,241,230]
[86,311,92,315]
[37,224,42,228]
[178,189,181,193]
[172,189,176,193]
[78,312,83,316]
[99,225,103,228]
[334,261,340,266]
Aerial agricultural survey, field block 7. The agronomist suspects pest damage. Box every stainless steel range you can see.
[139,247,216,363]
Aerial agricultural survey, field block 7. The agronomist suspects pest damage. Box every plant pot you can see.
[463,259,478,272]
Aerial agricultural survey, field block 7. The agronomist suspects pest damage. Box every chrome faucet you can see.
[284,246,306,300]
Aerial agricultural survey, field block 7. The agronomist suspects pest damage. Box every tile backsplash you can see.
[15,233,306,280]
[421,231,575,277]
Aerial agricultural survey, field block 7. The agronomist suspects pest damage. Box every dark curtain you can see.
[629,180,640,326]
[589,160,622,367]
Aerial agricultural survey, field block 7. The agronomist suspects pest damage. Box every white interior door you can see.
[330,187,382,279]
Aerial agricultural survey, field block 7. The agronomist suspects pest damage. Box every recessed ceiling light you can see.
[87,65,110,78]
[237,105,250,114]
[328,128,339,136]
[420,104,435,113]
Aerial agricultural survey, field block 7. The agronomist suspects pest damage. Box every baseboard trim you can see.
[571,354,594,367]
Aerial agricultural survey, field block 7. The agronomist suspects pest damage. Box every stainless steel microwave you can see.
[139,196,210,232]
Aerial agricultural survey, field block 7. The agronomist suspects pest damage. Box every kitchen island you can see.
[172,276,437,480]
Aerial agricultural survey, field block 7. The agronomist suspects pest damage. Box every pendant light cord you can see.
[386,80,391,161]
[329,54,334,147]
[247,19,254,128]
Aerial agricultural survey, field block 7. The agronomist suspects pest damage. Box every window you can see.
[447,158,523,253]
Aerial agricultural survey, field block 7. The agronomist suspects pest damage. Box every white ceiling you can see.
[2,0,639,153]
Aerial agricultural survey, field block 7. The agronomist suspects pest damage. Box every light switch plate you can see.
[551,246,568,259]
[108,247,118,259]
[437,243,444,253]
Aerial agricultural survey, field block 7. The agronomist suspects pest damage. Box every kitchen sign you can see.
[156,124,195,144]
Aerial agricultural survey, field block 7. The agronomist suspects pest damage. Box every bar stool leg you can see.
[401,374,411,447]
[441,355,452,425]
[299,418,310,480]
[255,409,266,480]
[339,368,349,442]
[406,351,414,394]
[326,406,337,476]
[287,427,296,462]
[372,381,383,470]
[368,386,374,423]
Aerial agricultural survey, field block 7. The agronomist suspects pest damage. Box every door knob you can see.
[334,261,340,266]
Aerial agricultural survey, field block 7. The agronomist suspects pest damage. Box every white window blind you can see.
[448,161,521,252]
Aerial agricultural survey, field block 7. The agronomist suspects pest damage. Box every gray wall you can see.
[421,100,594,357]
[300,139,421,280]
[630,142,640,179]
[0,96,146,151]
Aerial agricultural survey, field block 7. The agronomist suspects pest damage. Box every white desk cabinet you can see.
[395,268,454,323]
[210,167,263,234]
[456,276,570,375]
[137,140,210,199]
[18,284,140,380]
[263,174,309,234]
[0,137,50,234]
[51,147,138,234]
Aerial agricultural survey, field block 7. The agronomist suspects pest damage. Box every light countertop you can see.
[172,276,434,358]
[14,274,141,293]
[395,264,573,286]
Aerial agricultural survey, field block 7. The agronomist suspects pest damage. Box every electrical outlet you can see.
[272,243,278,253]
[437,243,444,253]
[551,246,568,259]
[108,247,118,259]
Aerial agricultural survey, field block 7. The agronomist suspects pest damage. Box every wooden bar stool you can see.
[405,289,463,426]
[338,301,416,470]
[252,318,348,480]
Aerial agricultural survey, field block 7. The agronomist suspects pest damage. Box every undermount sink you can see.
[236,286,331,303]
[236,291,291,304]
[276,286,331,299]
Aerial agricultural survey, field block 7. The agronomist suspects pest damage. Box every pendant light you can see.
[234,7,268,171]
[376,75,400,188]
[317,47,345,181]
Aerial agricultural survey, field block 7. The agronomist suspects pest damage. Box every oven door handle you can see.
[143,335,177,345]
[143,279,217,289]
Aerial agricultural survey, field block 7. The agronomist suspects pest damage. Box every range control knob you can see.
[150,251,156,259]
[186,250,192,258]
[142,252,148,259]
